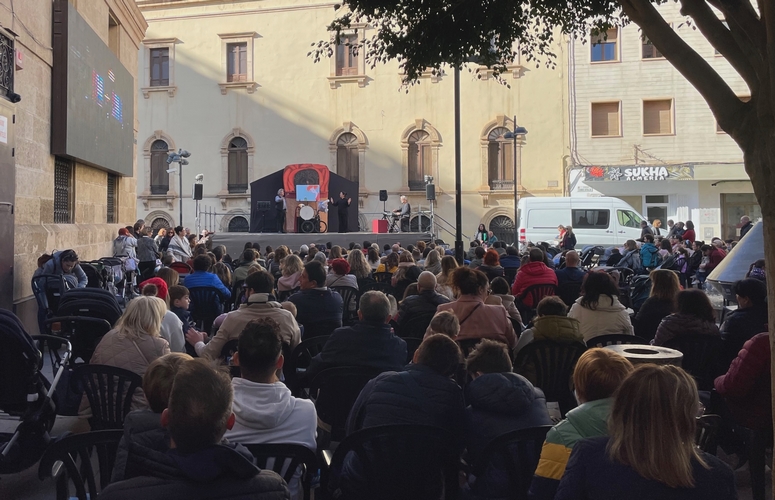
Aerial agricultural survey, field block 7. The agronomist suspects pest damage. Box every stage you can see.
[211,231,434,258]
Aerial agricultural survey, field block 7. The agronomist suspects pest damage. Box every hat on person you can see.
[118,228,130,236]
[331,258,350,275]
[139,277,168,300]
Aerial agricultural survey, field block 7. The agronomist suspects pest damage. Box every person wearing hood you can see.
[511,248,558,307]
[166,225,193,263]
[187,271,301,360]
[225,319,317,500]
[530,349,634,500]
[463,340,552,499]
[639,234,661,270]
[37,248,88,288]
[653,289,720,347]
[568,272,634,342]
[513,296,583,357]
[100,358,289,500]
[614,240,642,274]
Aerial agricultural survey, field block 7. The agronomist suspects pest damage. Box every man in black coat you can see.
[99,359,288,500]
[304,290,407,382]
[287,261,343,336]
[395,271,449,331]
[739,215,754,238]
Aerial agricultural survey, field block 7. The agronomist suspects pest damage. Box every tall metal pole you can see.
[513,115,518,246]
[178,162,183,227]
[454,67,464,264]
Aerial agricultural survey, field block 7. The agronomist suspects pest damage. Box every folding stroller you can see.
[0,309,72,474]
[31,273,71,335]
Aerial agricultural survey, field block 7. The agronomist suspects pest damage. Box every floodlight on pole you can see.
[167,149,192,226]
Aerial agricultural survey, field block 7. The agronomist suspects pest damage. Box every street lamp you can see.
[504,117,528,247]
[166,149,191,226]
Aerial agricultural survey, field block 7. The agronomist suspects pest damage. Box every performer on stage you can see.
[329,191,353,233]
[393,195,411,232]
[275,188,287,233]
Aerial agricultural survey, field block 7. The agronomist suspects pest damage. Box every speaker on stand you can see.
[379,189,388,214]
[424,176,435,239]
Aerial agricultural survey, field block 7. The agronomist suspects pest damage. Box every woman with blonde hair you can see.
[269,245,288,279]
[347,247,372,279]
[375,251,399,274]
[436,255,459,299]
[555,364,735,499]
[155,267,180,291]
[423,248,442,275]
[278,254,304,291]
[329,245,344,261]
[652,218,662,236]
[212,262,232,291]
[633,269,680,343]
[90,296,171,409]
[392,251,422,298]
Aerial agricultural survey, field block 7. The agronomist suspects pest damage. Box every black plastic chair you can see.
[516,284,559,324]
[187,286,226,334]
[323,424,460,500]
[558,282,583,307]
[310,366,384,443]
[360,281,394,296]
[277,287,299,302]
[331,286,359,326]
[504,267,518,286]
[301,320,341,340]
[38,429,123,500]
[695,414,722,455]
[74,364,142,430]
[243,443,317,500]
[510,317,524,337]
[373,272,393,284]
[469,426,552,500]
[230,279,245,310]
[396,313,435,338]
[663,334,723,390]
[458,338,483,357]
[514,340,587,417]
[404,337,422,364]
[284,335,330,396]
[586,334,648,348]
[220,339,241,378]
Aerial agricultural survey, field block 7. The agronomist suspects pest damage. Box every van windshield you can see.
[617,209,643,228]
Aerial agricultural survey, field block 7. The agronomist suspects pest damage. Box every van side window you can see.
[572,210,609,228]
[617,209,642,228]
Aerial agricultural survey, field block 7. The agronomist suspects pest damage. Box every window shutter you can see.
[239,44,247,81]
[408,142,420,184]
[422,144,432,178]
[488,142,500,183]
[349,146,359,184]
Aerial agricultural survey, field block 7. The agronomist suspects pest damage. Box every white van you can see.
[517,197,648,248]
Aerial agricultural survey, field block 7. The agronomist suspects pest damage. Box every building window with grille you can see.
[150,48,169,86]
[408,130,432,191]
[335,34,359,76]
[227,42,248,82]
[228,216,249,233]
[107,173,118,224]
[487,127,514,190]
[489,216,515,245]
[336,133,359,185]
[591,28,618,63]
[150,140,169,195]
[54,157,74,224]
[228,137,248,193]
[0,32,14,99]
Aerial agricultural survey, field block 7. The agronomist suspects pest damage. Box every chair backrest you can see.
[284,335,330,395]
[243,443,316,499]
[518,284,559,305]
[586,334,648,348]
[458,338,482,357]
[558,282,583,307]
[46,316,112,364]
[230,279,245,310]
[360,281,394,296]
[38,429,123,500]
[328,424,460,500]
[74,364,143,430]
[330,286,359,326]
[695,414,722,455]
[397,313,435,338]
[514,340,587,416]
[277,288,299,302]
[187,286,226,333]
[663,334,723,390]
[404,337,422,364]
[357,277,376,290]
[310,366,384,442]
[470,426,552,500]
[373,272,393,284]
[169,262,193,275]
[301,320,341,340]
[504,267,518,286]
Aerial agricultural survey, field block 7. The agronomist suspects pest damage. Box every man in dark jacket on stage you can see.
[99,359,288,500]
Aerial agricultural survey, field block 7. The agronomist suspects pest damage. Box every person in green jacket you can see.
[512,296,585,358]
[529,348,634,500]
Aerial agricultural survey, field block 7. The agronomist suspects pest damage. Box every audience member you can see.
[747,259,766,283]
[682,220,696,244]
[423,249,442,275]
[554,250,586,288]
[500,245,521,273]
[395,271,450,330]
[633,269,679,343]
[469,246,486,269]
[100,359,288,499]
[511,248,558,306]
[391,252,422,299]
[347,248,373,280]
[702,243,726,275]
[305,291,406,382]
[554,365,735,500]
[278,254,304,292]
[182,255,231,300]
[168,285,192,327]
[530,349,633,499]
[719,278,768,368]
[639,234,661,270]
[489,276,523,324]
[428,311,460,338]
[568,272,633,342]
[614,240,642,273]
[187,271,301,359]
[366,247,381,270]
[435,255,459,299]
[286,261,343,335]
[477,249,505,282]
[139,279,186,353]
[225,318,317,500]
[652,289,720,346]
[433,267,517,349]
[514,296,583,356]
[326,258,358,289]
[375,252,399,274]
[155,267,179,290]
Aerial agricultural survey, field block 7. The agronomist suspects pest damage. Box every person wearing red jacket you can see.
[714,332,771,430]
[682,220,696,244]
[702,244,726,274]
[511,248,558,307]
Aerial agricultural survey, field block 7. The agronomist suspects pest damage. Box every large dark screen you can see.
[52,1,134,176]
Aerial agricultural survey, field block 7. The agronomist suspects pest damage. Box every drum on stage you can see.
[299,205,315,221]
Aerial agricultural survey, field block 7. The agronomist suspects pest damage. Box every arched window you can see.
[228,216,249,232]
[150,140,169,194]
[489,215,515,245]
[228,137,248,194]
[408,130,431,190]
[336,133,359,184]
[488,127,514,190]
[151,217,170,234]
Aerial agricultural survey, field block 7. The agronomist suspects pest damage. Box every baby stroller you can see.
[0,309,72,474]
[31,274,72,335]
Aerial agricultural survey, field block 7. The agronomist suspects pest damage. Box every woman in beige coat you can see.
[568,271,634,342]
[90,296,170,410]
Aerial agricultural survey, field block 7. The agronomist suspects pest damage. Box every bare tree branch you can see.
[620,0,747,136]
[707,0,765,50]
[680,0,759,90]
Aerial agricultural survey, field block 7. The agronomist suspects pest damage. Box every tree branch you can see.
[620,0,747,137]
[679,0,759,90]
[707,0,765,50]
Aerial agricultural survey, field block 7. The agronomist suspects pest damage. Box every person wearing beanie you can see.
[326,258,358,289]
[140,278,187,353]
